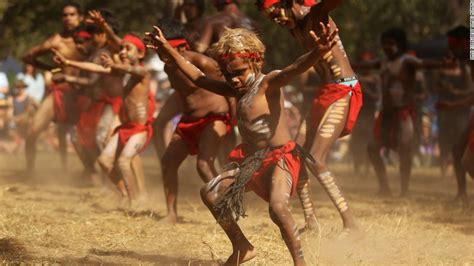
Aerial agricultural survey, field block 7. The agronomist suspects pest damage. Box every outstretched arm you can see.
[406,56,454,69]
[265,23,338,92]
[22,36,58,70]
[100,53,147,78]
[85,10,122,53]
[52,48,111,74]
[146,26,234,97]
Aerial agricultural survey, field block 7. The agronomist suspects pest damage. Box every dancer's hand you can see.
[51,49,69,66]
[85,10,106,27]
[144,26,168,51]
[100,52,114,68]
[309,22,338,55]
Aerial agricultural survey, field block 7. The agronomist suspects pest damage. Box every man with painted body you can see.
[256,0,360,232]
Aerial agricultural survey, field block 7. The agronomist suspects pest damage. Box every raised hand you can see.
[310,22,339,55]
[100,52,114,68]
[144,26,168,51]
[85,10,106,27]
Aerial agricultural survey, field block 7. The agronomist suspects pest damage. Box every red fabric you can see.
[176,113,232,155]
[122,34,145,52]
[116,92,155,152]
[75,30,92,39]
[260,0,279,10]
[373,106,416,149]
[76,96,123,150]
[468,115,474,152]
[227,141,301,202]
[310,81,363,137]
[50,82,77,124]
[168,39,191,50]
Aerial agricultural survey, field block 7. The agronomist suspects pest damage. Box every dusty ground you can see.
[0,151,473,265]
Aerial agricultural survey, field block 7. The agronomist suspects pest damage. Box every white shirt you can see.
[16,72,45,102]
[0,72,9,99]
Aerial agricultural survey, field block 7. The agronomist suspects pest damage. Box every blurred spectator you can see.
[0,70,10,139]
[8,79,38,153]
[16,63,45,103]
[349,51,381,175]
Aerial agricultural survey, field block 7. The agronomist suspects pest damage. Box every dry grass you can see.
[0,152,473,265]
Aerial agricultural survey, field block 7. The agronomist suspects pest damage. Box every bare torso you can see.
[95,49,123,99]
[164,51,229,118]
[236,74,292,150]
[47,34,83,77]
[380,54,419,110]
[122,74,151,124]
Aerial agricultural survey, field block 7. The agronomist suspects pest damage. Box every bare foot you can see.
[224,244,256,265]
[299,214,319,234]
[157,214,177,225]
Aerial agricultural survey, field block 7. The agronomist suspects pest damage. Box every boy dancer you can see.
[153,20,232,224]
[147,22,336,265]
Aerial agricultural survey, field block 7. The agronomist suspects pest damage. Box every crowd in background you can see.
[0,49,470,178]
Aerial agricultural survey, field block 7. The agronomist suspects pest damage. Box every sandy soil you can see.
[0,152,473,265]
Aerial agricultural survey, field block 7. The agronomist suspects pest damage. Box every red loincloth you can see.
[227,141,301,202]
[76,96,123,150]
[50,82,80,124]
[310,81,363,137]
[176,113,232,155]
[373,106,416,149]
[116,92,155,152]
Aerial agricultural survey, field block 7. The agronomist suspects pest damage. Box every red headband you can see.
[75,30,92,39]
[259,0,279,10]
[219,52,262,61]
[258,0,316,11]
[122,34,145,52]
[168,39,191,50]
[448,36,469,50]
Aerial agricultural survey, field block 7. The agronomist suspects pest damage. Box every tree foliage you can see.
[0,0,468,68]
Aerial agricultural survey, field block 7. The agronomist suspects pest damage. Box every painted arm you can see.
[52,49,111,74]
[146,26,234,97]
[266,23,338,92]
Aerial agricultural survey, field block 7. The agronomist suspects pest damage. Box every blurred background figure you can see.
[350,50,381,175]
[16,63,45,104]
[0,68,10,144]
[8,78,38,153]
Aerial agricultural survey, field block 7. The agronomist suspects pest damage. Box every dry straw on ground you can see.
[0,153,473,264]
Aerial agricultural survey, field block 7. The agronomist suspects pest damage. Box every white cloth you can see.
[16,72,45,103]
[0,72,9,99]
